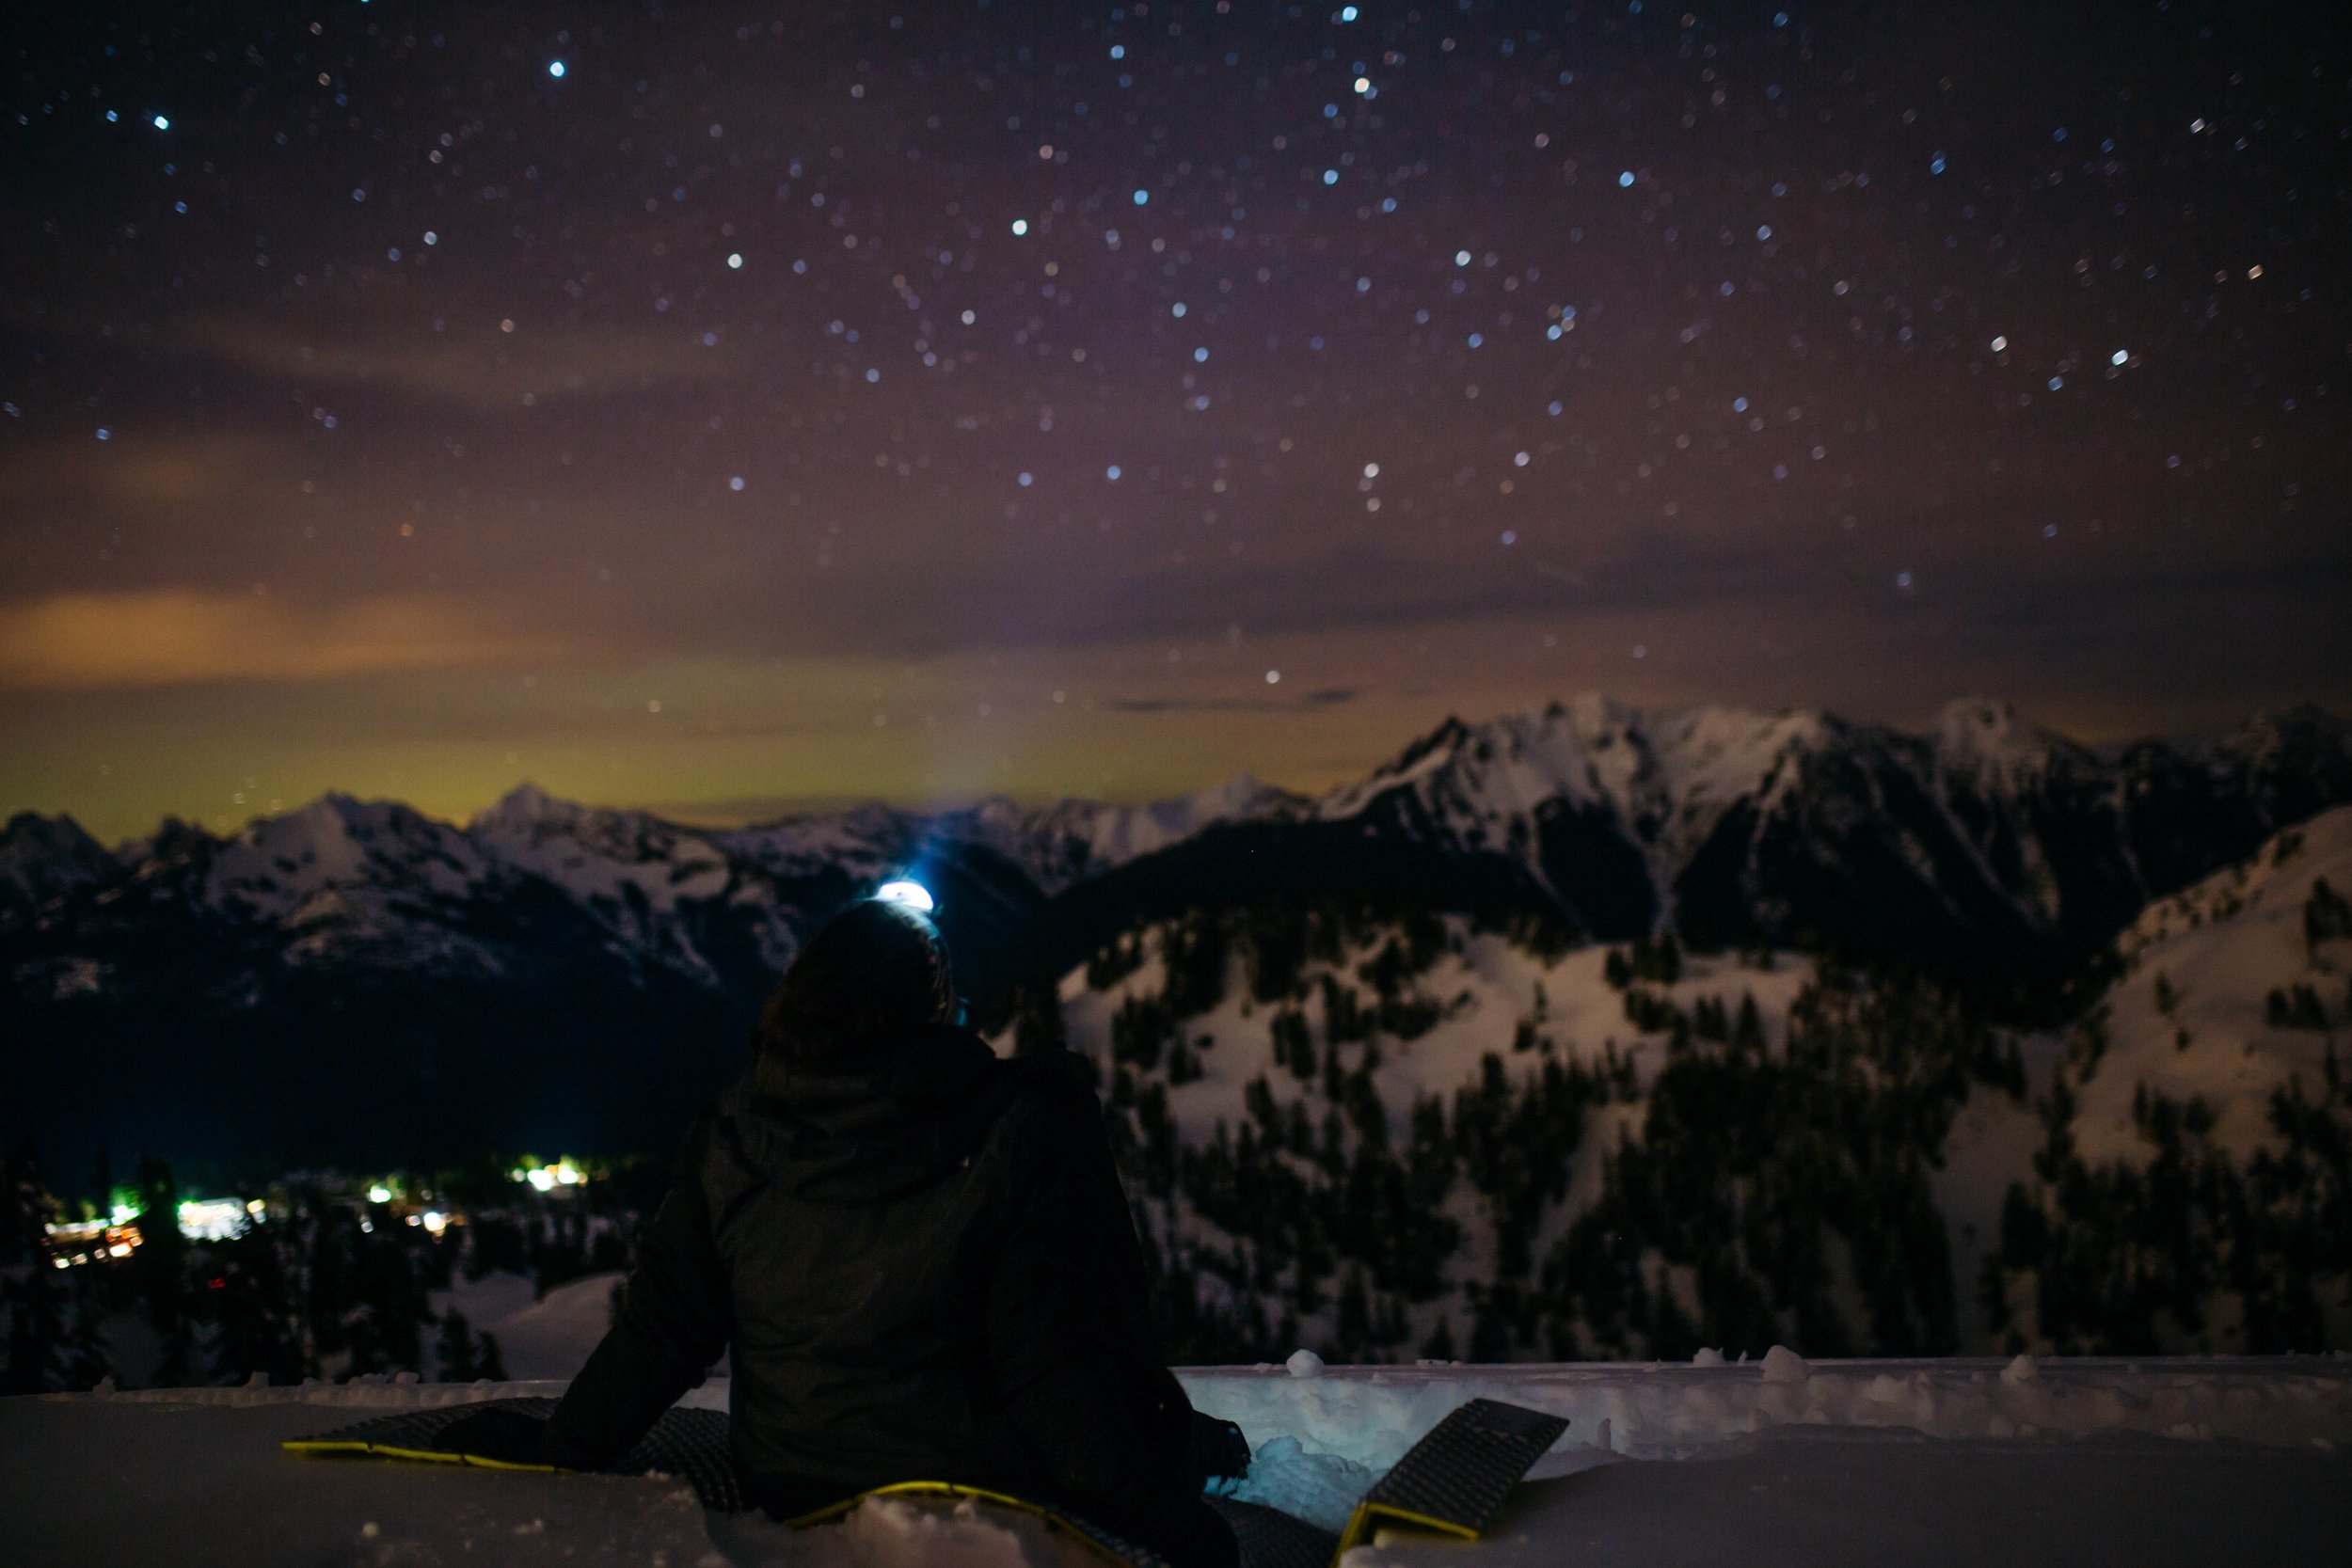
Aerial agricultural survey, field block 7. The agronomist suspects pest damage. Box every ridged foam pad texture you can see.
[1205,1496,1341,1568]
[1353,1397,1569,1541]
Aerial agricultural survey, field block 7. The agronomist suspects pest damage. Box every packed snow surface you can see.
[2073,804,2352,1164]
[10,1358,2348,1566]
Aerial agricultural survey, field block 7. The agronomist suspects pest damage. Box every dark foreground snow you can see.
[7,1358,2350,1567]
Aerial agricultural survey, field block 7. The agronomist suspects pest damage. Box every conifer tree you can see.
[132,1154,192,1384]
[63,1275,113,1391]
[1733,992,1766,1053]
[1010,982,1068,1056]
[212,1226,306,1386]
[2,1141,68,1393]
[436,1309,480,1381]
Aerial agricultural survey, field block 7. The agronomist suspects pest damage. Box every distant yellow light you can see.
[527,1167,556,1192]
[367,1184,393,1204]
[177,1197,250,1240]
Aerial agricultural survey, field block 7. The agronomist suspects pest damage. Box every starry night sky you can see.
[4,1,2347,839]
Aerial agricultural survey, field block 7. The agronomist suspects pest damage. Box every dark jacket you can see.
[545,1026,1235,1567]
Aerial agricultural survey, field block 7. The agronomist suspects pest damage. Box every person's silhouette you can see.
[437,895,1242,1566]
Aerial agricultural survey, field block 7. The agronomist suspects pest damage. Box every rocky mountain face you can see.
[0,812,117,925]
[1302,697,2352,964]
[3,697,2345,1169]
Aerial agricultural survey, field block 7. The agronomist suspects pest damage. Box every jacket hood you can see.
[723,1023,1031,1203]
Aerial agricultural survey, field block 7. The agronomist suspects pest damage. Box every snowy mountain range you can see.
[3,695,2347,1168]
[1009,802,2352,1359]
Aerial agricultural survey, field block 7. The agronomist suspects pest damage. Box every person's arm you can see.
[983,1073,1236,1567]
[540,1124,732,1469]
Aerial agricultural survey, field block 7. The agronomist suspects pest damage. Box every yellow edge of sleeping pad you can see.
[1335,1498,1483,1556]
[279,1435,566,1473]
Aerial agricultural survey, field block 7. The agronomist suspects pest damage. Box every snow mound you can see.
[485,1272,626,1382]
[707,1494,1056,1568]
[1173,1356,2352,1473]
[99,1354,2352,1464]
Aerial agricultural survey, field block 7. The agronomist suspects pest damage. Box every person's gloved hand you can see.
[1188,1412,1251,1485]
[432,1406,554,1466]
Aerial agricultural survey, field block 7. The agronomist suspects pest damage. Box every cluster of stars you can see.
[3,0,2344,778]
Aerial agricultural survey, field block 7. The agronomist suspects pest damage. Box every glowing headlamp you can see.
[874,879,936,914]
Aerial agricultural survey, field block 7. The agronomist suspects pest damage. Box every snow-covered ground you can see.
[8,1358,2348,1566]
[2072,805,2351,1165]
[1004,808,2352,1359]
[429,1271,624,1382]
[1062,937,1817,1143]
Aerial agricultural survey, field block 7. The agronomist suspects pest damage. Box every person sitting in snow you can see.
[435,895,1246,1567]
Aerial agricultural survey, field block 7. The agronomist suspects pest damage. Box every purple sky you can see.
[4,2,2346,838]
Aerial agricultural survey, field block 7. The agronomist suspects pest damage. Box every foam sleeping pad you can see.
[285,1392,1567,1567]
[282,1396,741,1512]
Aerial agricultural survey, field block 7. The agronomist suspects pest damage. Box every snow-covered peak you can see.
[1317,696,1841,857]
[2211,705,2352,820]
[2222,703,2352,761]
[1342,713,1475,796]
[1933,697,2094,793]
[469,781,573,835]
[1939,695,2028,745]
[1318,708,1611,829]
[203,794,498,922]
[473,783,652,858]
[1646,703,1839,815]
[716,801,917,880]
[1054,772,1303,844]
[959,775,1307,891]
[0,811,119,916]
[470,784,734,911]
[1182,771,1302,822]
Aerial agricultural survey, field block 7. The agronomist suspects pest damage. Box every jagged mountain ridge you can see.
[6,696,2348,984]
[4,696,2348,1168]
